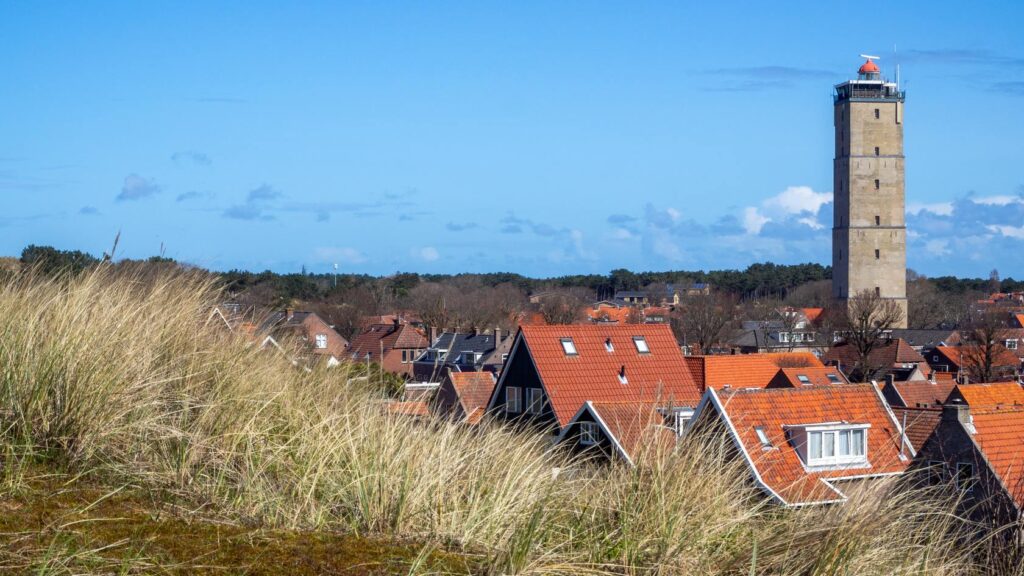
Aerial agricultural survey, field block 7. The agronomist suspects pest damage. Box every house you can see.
[766,366,849,388]
[881,377,958,409]
[486,324,702,435]
[823,338,927,382]
[432,370,496,425]
[556,401,680,466]
[412,330,510,382]
[586,301,634,324]
[909,401,1024,542]
[923,345,1021,382]
[886,329,960,352]
[688,383,912,506]
[259,309,349,366]
[613,290,650,306]
[890,406,942,453]
[945,381,1024,409]
[684,352,824,392]
[642,306,671,324]
[347,319,428,378]
[730,320,822,354]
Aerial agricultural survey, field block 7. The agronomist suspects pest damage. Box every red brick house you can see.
[688,383,912,506]
[260,310,349,366]
[348,320,428,377]
[486,324,701,435]
[924,345,1021,382]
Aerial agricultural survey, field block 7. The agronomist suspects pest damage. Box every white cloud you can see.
[987,225,1024,239]
[610,227,635,240]
[416,246,440,262]
[924,239,952,256]
[117,173,160,201]
[742,185,832,235]
[665,207,682,222]
[972,195,1023,206]
[906,201,953,216]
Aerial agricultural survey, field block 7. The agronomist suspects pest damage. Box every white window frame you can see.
[797,374,811,385]
[799,424,869,466]
[755,426,772,448]
[505,386,522,413]
[462,350,478,365]
[525,388,544,414]
[1006,339,1018,350]
[579,421,600,446]
[779,332,790,343]
[633,336,650,354]
[315,333,328,349]
[560,338,578,356]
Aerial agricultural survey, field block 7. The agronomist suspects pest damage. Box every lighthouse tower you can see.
[832,56,908,328]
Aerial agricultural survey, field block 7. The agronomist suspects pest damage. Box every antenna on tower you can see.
[859,54,881,61]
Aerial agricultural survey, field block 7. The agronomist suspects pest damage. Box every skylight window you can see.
[632,336,650,354]
[755,426,772,448]
[826,373,842,384]
[560,338,577,356]
[797,374,811,385]
[604,338,614,352]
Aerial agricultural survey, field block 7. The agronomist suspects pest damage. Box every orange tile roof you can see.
[386,400,429,417]
[449,371,496,424]
[686,352,825,391]
[891,407,941,452]
[889,380,958,409]
[519,324,700,429]
[1015,314,1024,329]
[770,366,849,388]
[586,303,634,323]
[708,384,909,505]
[802,308,824,323]
[584,401,677,464]
[968,408,1024,509]
[948,382,1024,409]
[932,345,1021,371]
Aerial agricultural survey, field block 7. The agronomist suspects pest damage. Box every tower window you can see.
[874,146,880,156]
[874,179,880,190]
[874,108,880,119]
[875,215,880,226]
[875,249,880,259]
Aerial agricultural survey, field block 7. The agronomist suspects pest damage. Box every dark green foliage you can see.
[20,245,100,277]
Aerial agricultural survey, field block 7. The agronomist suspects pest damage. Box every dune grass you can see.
[0,267,984,574]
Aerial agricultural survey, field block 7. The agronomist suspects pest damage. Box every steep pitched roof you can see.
[769,366,849,388]
[802,308,824,323]
[824,338,926,371]
[701,384,910,505]
[887,380,958,408]
[685,352,825,391]
[947,382,1024,409]
[516,324,700,428]
[449,371,496,423]
[1014,314,1024,329]
[887,329,960,349]
[967,407,1024,510]
[561,401,677,465]
[348,322,428,361]
[931,345,1021,371]
[891,407,942,452]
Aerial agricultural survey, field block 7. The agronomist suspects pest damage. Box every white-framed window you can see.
[797,374,811,385]
[633,336,650,354]
[315,334,328,349]
[803,426,868,466]
[462,351,478,365]
[779,332,790,343]
[505,386,522,413]
[579,421,600,446]
[525,388,544,414]
[436,349,448,361]
[755,426,772,448]
[1006,339,1018,350]
[826,373,842,384]
[667,407,693,437]
[560,338,577,356]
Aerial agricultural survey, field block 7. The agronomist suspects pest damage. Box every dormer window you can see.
[794,424,869,466]
[632,336,650,354]
[461,351,478,364]
[560,338,578,356]
[604,338,614,352]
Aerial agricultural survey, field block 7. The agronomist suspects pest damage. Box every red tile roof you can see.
[1014,314,1024,329]
[948,382,1024,409]
[348,322,428,361]
[586,304,633,324]
[968,408,1024,509]
[890,407,941,452]
[770,366,849,388]
[931,345,1021,372]
[706,384,910,505]
[519,324,700,429]
[802,308,824,323]
[889,380,958,409]
[386,400,429,417]
[583,401,677,464]
[686,352,825,391]
[449,371,496,425]
[824,338,926,371]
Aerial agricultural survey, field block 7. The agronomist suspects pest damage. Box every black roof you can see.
[887,329,958,349]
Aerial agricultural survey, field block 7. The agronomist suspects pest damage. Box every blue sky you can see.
[2,1,1022,278]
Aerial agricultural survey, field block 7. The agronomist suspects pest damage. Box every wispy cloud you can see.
[223,184,281,221]
[446,222,478,232]
[903,49,1024,68]
[171,150,212,166]
[176,190,213,202]
[117,174,160,201]
[79,206,100,215]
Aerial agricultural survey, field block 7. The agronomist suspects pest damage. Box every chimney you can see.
[494,327,502,345]
[429,326,438,344]
[393,316,400,329]
[942,399,972,426]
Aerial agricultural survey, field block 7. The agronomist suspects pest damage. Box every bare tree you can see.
[831,290,905,382]
[539,290,586,325]
[671,292,738,355]
[406,282,459,332]
[961,308,1012,383]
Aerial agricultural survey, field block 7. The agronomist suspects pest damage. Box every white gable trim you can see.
[556,401,636,467]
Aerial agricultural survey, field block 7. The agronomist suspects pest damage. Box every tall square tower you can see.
[832,57,908,328]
